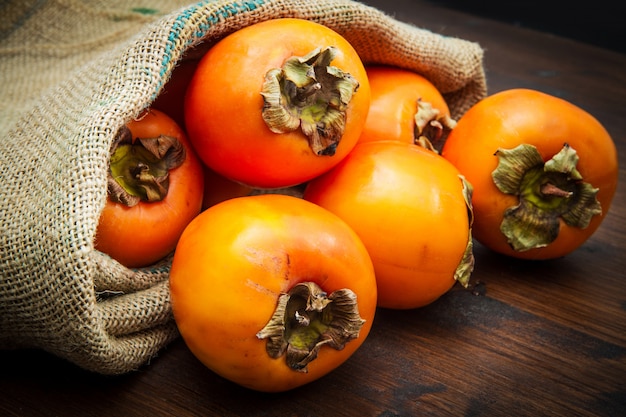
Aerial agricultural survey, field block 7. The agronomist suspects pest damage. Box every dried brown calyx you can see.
[413,100,457,152]
[107,125,185,207]
[256,282,365,373]
[261,46,360,156]
[454,175,475,287]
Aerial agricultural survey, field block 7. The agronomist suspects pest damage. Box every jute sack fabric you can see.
[0,0,486,375]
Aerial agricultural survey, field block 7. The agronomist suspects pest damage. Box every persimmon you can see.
[96,109,204,268]
[184,18,371,189]
[441,88,619,259]
[169,194,377,392]
[304,141,474,309]
[201,165,252,210]
[358,65,455,151]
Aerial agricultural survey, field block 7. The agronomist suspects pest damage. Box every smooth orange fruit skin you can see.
[305,141,471,309]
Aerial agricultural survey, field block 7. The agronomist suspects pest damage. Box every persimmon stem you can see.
[541,182,573,198]
[296,82,322,101]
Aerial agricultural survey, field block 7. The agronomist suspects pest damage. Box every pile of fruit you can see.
[94,18,618,392]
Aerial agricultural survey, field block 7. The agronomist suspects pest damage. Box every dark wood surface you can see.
[2,1,625,416]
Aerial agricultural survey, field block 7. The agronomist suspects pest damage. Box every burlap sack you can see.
[0,0,486,375]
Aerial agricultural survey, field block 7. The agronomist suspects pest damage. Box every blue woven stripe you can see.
[154,0,267,100]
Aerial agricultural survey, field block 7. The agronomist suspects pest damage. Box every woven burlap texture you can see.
[0,0,486,375]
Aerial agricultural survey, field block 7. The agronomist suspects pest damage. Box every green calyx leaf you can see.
[261,46,360,156]
[454,175,475,287]
[256,281,365,373]
[492,143,602,251]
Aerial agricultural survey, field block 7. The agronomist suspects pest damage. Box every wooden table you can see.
[2,1,624,416]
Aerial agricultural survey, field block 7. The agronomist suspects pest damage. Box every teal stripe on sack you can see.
[154,0,267,100]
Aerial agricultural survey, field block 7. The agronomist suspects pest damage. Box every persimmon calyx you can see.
[413,99,457,153]
[493,143,602,251]
[261,46,360,156]
[256,281,365,373]
[454,175,475,287]
[107,125,185,207]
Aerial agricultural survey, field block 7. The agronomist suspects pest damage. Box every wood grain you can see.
[1,1,625,416]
